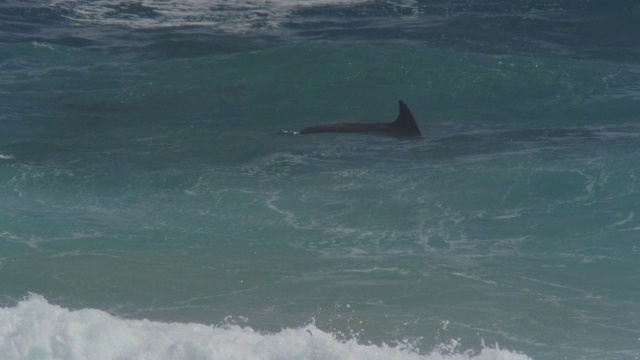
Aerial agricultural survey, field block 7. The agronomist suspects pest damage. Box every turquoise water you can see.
[1,1,639,359]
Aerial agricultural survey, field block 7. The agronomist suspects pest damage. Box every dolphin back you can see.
[296,100,422,137]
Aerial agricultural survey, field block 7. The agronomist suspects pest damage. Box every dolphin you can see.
[286,100,422,137]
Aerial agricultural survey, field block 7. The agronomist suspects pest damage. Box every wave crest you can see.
[0,294,530,360]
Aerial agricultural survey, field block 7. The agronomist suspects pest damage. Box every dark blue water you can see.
[1,1,639,359]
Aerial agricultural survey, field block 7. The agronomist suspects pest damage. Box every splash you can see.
[0,294,531,360]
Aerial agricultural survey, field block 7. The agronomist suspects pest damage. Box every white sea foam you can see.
[51,0,375,32]
[0,294,531,360]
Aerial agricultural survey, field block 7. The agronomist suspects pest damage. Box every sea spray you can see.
[0,295,531,360]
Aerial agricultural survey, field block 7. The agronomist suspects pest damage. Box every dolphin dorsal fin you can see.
[390,100,422,136]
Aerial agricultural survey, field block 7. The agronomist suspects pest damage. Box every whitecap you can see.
[0,294,532,360]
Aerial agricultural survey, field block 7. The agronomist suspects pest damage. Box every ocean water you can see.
[1,1,639,359]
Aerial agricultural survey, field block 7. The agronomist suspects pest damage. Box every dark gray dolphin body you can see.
[297,100,422,137]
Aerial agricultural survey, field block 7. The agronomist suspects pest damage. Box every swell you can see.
[0,1,638,61]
